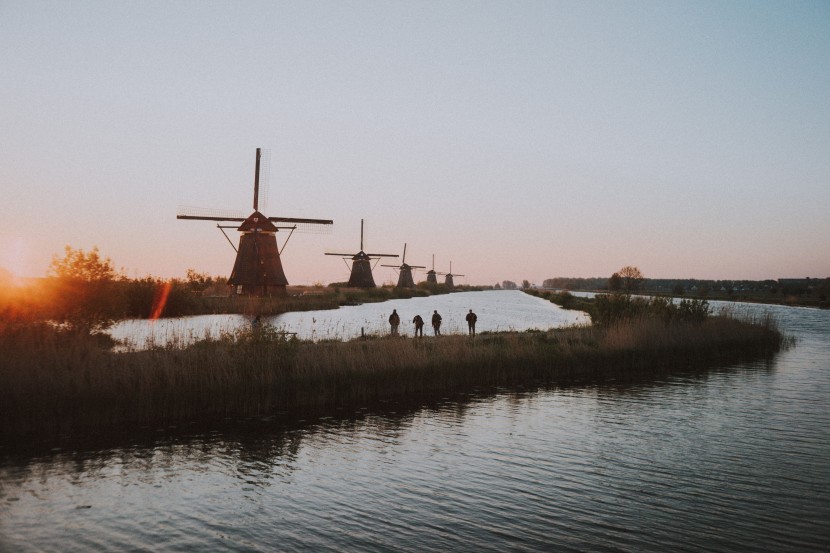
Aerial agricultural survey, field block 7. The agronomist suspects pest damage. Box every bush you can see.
[592,294,709,326]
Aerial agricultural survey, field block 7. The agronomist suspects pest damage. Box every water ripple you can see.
[3,305,830,551]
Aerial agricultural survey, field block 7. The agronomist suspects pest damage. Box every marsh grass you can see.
[1,313,783,439]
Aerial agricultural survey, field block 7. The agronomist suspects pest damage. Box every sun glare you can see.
[1,239,33,285]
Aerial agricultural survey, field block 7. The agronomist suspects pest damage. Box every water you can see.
[109,290,590,348]
[2,296,829,551]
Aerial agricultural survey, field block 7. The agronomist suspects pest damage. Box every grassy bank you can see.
[1,313,783,440]
[0,276,484,326]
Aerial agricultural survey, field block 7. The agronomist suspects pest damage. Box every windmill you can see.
[381,243,425,289]
[177,148,333,296]
[325,219,398,288]
[426,254,438,284]
[440,261,465,288]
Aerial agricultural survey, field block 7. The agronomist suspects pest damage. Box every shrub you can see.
[592,294,709,326]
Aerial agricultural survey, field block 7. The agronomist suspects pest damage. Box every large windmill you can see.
[381,244,425,289]
[440,261,465,288]
[325,219,398,288]
[177,148,333,296]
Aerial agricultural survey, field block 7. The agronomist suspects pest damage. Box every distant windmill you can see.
[177,148,333,296]
[426,254,438,284]
[439,261,465,288]
[381,244,425,289]
[325,219,398,288]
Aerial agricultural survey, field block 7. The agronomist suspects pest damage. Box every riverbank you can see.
[532,287,828,309]
[1,313,783,440]
[0,273,486,325]
[189,283,487,316]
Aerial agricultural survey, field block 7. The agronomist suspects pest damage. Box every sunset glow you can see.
[0,238,31,284]
[1,2,827,284]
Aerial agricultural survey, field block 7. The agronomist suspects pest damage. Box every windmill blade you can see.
[177,206,247,221]
[325,252,357,257]
[365,253,399,258]
[269,217,333,234]
[258,148,271,211]
[380,264,400,268]
[409,265,427,269]
[269,216,332,224]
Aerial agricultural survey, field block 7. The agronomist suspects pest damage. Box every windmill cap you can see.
[238,211,278,232]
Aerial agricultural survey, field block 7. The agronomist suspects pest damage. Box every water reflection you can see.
[3,300,828,552]
[0,356,778,476]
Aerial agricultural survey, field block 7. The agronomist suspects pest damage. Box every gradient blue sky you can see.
[1,1,828,285]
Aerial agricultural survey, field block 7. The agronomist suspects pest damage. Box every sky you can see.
[1,1,828,286]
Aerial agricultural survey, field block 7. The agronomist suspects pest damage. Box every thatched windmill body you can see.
[326,219,397,288]
[382,244,425,289]
[177,148,333,296]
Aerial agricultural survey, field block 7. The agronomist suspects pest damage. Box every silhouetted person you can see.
[465,309,477,335]
[389,309,400,336]
[252,315,261,331]
[412,314,424,337]
[431,310,442,336]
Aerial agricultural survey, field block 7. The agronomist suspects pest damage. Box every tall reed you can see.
[1,313,783,439]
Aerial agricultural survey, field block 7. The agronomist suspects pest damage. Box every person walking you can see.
[465,309,477,336]
[431,310,442,336]
[412,314,424,337]
[389,309,400,336]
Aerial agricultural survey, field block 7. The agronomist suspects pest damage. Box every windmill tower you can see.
[426,254,438,284]
[381,244,425,289]
[325,219,398,288]
[177,148,333,296]
[440,261,465,289]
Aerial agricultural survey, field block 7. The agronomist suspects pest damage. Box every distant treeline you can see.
[542,276,830,301]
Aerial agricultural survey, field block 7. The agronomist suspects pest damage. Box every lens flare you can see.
[150,281,173,320]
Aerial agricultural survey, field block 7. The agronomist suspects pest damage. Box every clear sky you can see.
[1,1,828,285]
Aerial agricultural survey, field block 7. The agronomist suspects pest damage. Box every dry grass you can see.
[0,314,783,439]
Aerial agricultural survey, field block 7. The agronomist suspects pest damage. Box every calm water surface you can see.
[2,295,828,551]
[109,290,589,348]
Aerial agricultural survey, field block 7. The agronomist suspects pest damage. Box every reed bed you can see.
[0,314,783,439]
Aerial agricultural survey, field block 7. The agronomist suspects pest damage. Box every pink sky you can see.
[2,2,828,285]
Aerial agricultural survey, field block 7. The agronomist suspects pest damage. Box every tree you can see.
[617,266,644,293]
[608,273,623,292]
[186,269,214,294]
[49,246,116,282]
[502,280,517,290]
[47,246,120,332]
[521,279,531,290]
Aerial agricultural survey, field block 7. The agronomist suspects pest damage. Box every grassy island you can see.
[1,304,783,440]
